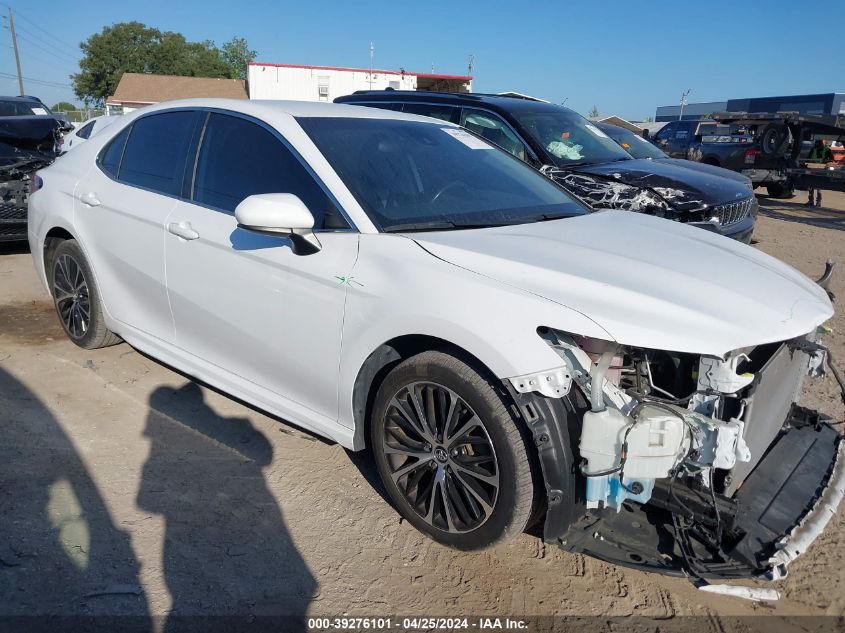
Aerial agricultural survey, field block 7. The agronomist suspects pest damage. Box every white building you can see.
[247,61,472,102]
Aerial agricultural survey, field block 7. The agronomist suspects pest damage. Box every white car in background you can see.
[26,99,843,583]
[61,115,118,151]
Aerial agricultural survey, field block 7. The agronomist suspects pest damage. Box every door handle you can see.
[78,191,101,207]
[167,221,200,241]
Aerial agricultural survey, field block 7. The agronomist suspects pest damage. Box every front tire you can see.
[50,239,121,349]
[370,350,536,550]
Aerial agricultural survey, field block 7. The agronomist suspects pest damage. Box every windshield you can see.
[0,100,51,116]
[513,109,632,167]
[297,117,585,232]
[598,124,667,160]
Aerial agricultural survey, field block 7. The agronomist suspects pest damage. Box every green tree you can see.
[221,37,256,80]
[52,101,77,112]
[588,105,600,118]
[72,22,238,105]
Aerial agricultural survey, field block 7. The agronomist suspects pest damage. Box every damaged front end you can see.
[0,117,61,242]
[541,167,758,240]
[508,315,844,580]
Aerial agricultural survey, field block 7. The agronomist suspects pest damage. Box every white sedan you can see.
[27,99,843,579]
[61,115,119,151]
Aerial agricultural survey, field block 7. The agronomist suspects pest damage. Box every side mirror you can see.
[235,193,321,255]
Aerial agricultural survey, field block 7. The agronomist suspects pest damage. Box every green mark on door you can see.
[335,275,364,288]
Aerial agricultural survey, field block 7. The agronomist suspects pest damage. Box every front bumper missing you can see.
[544,405,844,579]
[766,438,845,580]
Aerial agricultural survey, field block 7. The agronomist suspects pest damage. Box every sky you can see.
[1,0,843,120]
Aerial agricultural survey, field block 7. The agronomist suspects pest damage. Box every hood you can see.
[551,158,752,213]
[412,211,833,357]
[656,157,752,185]
[0,116,61,153]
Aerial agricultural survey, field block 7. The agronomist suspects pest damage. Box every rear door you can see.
[75,110,200,343]
[164,111,358,424]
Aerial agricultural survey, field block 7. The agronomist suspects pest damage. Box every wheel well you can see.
[43,227,75,272]
[351,335,498,450]
[702,157,720,166]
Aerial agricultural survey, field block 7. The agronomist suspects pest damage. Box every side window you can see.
[459,108,529,161]
[76,121,96,140]
[363,102,403,112]
[193,113,348,230]
[118,111,196,196]
[98,125,130,178]
[654,124,673,141]
[401,103,458,123]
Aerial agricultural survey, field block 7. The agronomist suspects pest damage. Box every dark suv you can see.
[0,96,62,243]
[336,92,758,242]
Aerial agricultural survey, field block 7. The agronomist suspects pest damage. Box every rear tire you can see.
[766,182,795,198]
[49,239,121,349]
[370,350,536,550]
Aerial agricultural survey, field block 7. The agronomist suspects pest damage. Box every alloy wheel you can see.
[382,381,499,533]
[53,254,90,339]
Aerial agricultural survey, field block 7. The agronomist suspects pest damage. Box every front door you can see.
[164,112,358,426]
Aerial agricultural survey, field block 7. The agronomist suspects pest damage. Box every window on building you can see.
[317,76,330,102]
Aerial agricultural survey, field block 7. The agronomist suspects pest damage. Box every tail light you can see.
[28,174,43,195]
[744,148,758,165]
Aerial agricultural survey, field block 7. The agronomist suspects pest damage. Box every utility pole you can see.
[8,9,24,96]
[679,88,691,121]
[467,54,475,76]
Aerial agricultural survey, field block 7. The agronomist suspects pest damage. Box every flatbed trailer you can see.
[712,111,845,195]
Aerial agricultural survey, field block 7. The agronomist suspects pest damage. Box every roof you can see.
[589,115,643,133]
[1,95,41,102]
[107,73,247,106]
[103,98,462,125]
[495,92,549,102]
[336,90,571,114]
[248,61,472,82]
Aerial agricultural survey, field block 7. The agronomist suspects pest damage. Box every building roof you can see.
[248,61,472,82]
[106,72,247,106]
[588,115,644,134]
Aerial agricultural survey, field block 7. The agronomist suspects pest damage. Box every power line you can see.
[13,22,79,62]
[0,2,79,54]
[0,70,71,88]
[10,30,79,65]
[3,43,76,71]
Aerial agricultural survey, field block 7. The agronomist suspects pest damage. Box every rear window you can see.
[118,111,196,196]
[98,126,130,178]
[0,99,50,116]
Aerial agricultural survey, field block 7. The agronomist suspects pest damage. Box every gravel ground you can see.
[1,191,844,628]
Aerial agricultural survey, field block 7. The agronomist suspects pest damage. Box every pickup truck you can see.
[651,119,793,197]
[0,96,62,242]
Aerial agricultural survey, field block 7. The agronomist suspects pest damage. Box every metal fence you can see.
[56,109,106,123]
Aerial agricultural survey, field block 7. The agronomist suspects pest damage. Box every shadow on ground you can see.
[0,366,150,624]
[757,194,845,232]
[137,382,317,631]
[0,366,317,631]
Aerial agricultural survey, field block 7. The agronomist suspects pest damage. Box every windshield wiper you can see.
[383,221,458,233]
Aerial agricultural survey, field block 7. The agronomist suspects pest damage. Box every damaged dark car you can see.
[0,96,63,243]
[336,91,758,243]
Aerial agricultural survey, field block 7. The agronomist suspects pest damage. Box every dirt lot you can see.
[1,191,844,629]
